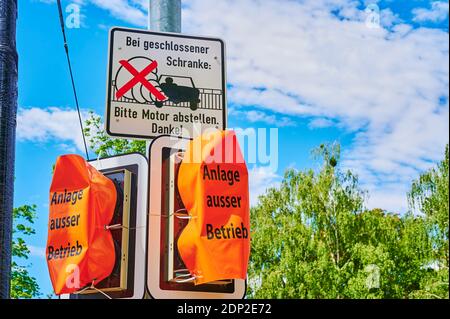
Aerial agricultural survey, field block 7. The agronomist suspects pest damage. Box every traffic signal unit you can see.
[161,148,234,290]
[78,169,132,294]
[147,136,246,299]
[61,153,148,299]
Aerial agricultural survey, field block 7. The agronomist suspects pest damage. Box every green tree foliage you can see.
[11,205,41,299]
[248,143,448,299]
[83,111,146,156]
[408,145,449,299]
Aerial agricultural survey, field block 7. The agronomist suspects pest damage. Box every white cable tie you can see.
[175,151,185,162]
[174,276,196,283]
[175,214,192,220]
[175,273,192,278]
[149,212,197,219]
[174,269,192,278]
[104,224,145,231]
[174,268,190,273]
[105,224,122,230]
[175,208,188,214]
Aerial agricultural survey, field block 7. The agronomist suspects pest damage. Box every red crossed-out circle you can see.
[115,59,167,102]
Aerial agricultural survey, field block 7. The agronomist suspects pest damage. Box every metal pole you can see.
[146,0,181,156]
[144,3,181,297]
[149,0,181,33]
[0,0,18,299]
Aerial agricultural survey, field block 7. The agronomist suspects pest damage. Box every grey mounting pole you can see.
[144,3,181,297]
[0,0,18,299]
[146,0,181,158]
[149,0,181,33]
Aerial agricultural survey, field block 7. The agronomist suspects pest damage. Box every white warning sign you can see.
[105,27,226,140]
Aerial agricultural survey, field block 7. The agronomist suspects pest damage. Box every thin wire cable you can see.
[104,224,146,231]
[56,0,90,160]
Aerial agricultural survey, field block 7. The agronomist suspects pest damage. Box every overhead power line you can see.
[56,0,90,160]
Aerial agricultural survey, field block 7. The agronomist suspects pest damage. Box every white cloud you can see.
[37,0,148,26]
[248,165,281,206]
[413,1,449,23]
[97,23,110,30]
[28,245,46,259]
[89,0,147,26]
[230,108,295,127]
[36,0,86,6]
[365,186,409,214]
[37,0,87,28]
[379,8,401,28]
[130,0,148,10]
[308,118,335,129]
[16,107,94,153]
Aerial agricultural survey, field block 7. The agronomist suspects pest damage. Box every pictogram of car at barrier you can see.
[112,57,223,111]
[149,75,200,111]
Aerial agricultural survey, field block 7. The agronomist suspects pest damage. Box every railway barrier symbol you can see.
[113,57,223,112]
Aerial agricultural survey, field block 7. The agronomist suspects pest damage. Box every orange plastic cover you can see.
[177,130,250,285]
[46,154,117,295]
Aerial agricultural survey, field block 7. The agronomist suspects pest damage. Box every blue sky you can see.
[14,0,449,297]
